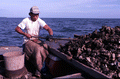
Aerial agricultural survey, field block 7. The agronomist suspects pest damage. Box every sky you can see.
[0,0,120,18]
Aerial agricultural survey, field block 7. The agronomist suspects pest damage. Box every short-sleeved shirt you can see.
[18,17,46,44]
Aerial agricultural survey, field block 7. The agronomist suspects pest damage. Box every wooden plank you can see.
[54,73,83,79]
[48,47,111,79]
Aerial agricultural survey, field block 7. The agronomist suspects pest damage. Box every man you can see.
[15,6,53,77]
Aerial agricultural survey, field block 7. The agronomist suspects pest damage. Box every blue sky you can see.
[0,0,120,18]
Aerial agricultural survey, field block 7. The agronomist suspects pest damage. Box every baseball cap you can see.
[30,6,40,14]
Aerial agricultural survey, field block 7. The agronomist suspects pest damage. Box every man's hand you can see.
[25,33,32,38]
[46,35,53,41]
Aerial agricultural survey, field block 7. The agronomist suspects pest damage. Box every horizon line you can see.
[0,17,120,19]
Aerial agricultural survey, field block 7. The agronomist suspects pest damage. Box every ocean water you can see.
[0,18,120,46]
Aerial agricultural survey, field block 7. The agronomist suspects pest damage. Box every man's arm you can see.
[43,25,53,36]
[15,26,32,38]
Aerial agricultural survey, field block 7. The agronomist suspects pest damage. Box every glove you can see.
[46,35,53,41]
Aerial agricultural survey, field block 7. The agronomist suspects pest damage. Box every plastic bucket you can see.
[3,51,25,71]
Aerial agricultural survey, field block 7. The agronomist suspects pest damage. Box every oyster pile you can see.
[59,26,120,78]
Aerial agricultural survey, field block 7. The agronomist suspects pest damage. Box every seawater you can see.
[0,18,120,46]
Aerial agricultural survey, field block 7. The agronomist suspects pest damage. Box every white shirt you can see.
[18,17,46,44]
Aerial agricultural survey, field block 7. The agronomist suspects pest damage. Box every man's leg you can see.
[24,41,49,72]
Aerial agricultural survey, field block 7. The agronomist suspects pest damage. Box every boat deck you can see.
[0,38,112,78]
[0,46,83,79]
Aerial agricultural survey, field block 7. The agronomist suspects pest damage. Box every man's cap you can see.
[30,6,40,14]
